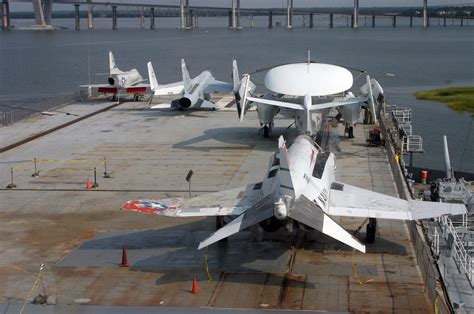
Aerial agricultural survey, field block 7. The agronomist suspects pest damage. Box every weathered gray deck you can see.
[0,99,432,312]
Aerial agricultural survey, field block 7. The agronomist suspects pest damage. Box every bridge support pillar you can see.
[409,16,413,27]
[74,4,80,30]
[443,16,446,27]
[188,9,193,28]
[230,0,240,29]
[329,13,333,28]
[180,0,185,29]
[286,0,293,29]
[372,15,375,27]
[194,14,198,28]
[150,7,154,29]
[230,0,236,28]
[236,0,240,28]
[32,0,45,25]
[87,5,93,29]
[353,0,358,28]
[186,0,190,28]
[423,0,428,28]
[112,5,117,30]
[2,0,10,30]
[45,0,52,24]
[392,15,396,28]
[140,8,144,28]
[180,0,190,29]
[309,13,313,28]
[460,18,463,27]
[268,11,272,28]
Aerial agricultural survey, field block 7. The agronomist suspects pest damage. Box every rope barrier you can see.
[352,249,373,285]
[204,247,213,282]
[19,263,45,314]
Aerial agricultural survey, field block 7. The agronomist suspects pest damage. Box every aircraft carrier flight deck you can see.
[0,95,468,313]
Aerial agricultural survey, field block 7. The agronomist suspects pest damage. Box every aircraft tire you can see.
[366,218,377,244]
[263,125,269,138]
[349,126,354,139]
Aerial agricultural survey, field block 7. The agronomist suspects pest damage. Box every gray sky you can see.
[9,0,474,12]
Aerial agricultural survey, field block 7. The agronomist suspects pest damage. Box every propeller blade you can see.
[239,74,250,122]
[366,75,377,123]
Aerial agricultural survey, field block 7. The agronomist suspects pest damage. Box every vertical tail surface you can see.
[278,136,295,196]
[147,62,159,92]
[109,51,117,73]
[232,58,240,93]
[181,59,191,92]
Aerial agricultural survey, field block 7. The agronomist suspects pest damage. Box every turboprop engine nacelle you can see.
[179,92,199,108]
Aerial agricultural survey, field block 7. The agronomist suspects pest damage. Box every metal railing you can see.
[438,215,473,286]
[403,135,423,153]
[0,89,95,126]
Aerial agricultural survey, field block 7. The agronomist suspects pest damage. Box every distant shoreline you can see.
[415,87,474,116]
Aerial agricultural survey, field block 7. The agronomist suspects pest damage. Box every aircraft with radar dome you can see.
[234,53,384,138]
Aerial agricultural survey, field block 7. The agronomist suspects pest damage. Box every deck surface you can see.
[0,99,432,313]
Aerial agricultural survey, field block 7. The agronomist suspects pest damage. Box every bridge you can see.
[2,0,472,30]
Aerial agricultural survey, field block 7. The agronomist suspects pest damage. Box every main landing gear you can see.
[344,124,354,139]
[366,218,377,244]
[261,123,273,138]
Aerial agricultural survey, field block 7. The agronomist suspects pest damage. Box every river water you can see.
[0,17,473,173]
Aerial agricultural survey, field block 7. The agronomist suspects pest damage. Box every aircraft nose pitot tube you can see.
[108,77,115,85]
[274,197,288,220]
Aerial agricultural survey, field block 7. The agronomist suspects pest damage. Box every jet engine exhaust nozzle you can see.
[108,77,115,86]
[274,200,288,220]
[178,97,192,108]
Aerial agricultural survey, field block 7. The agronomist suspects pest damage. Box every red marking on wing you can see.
[126,87,147,94]
[98,87,118,94]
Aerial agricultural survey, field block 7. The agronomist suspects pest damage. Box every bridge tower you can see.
[32,0,53,26]
[286,0,293,29]
[2,0,11,30]
[423,0,429,27]
[353,0,359,28]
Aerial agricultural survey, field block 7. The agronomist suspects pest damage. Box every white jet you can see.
[80,51,149,101]
[148,59,236,110]
[236,58,383,138]
[122,135,466,252]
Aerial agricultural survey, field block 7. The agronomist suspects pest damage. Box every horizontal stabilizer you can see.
[195,99,218,110]
[309,96,368,111]
[151,103,172,109]
[328,182,467,220]
[198,194,275,249]
[288,195,366,253]
[246,96,303,111]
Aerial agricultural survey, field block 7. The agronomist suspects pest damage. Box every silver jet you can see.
[148,59,235,110]
[122,135,466,253]
[81,51,149,101]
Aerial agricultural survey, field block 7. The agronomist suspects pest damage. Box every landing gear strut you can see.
[216,216,226,229]
[366,218,377,244]
[263,125,270,138]
[345,125,354,139]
